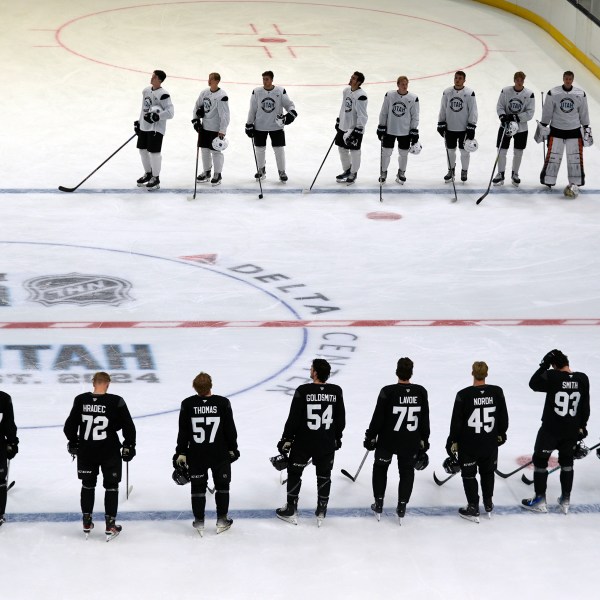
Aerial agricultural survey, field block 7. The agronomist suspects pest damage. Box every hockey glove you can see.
[574,441,589,459]
[540,349,558,369]
[196,106,205,119]
[497,433,507,446]
[6,442,18,460]
[363,433,377,451]
[67,441,79,459]
[191,118,202,132]
[283,110,297,125]
[245,123,255,138]
[409,128,420,145]
[335,117,340,131]
[583,126,593,147]
[376,125,387,141]
[133,120,141,135]
[229,449,241,463]
[121,443,136,462]
[437,122,447,138]
[172,454,187,469]
[466,123,476,140]
[500,113,519,123]
[335,438,342,450]
[277,438,292,456]
[445,438,458,456]
[578,426,588,440]
[344,128,362,148]
[420,439,430,452]
[597,447,600,460]
[144,112,160,124]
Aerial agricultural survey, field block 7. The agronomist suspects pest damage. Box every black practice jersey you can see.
[64,392,136,458]
[366,383,429,453]
[529,367,590,438]
[448,384,508,454]
[176,394,238,464]
[282,382,345,454]
[0,391,18,446]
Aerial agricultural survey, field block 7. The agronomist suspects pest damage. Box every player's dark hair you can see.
[209,72,221,82]
[455,70,466,79]
[154,70,167,82]
[472,361,488,380]
[397,75,408,85]
[312,358,331,382]
[514,71,526,80]
[563,70,574,78]
[92,371,111,384]
[552,351,569,369]
[193,372,212,395]
[262,70,274,79]
[354,71,365,85]
[396,357,413,381]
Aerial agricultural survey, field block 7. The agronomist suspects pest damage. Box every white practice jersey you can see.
[247,85,295,132]
[438,86,477,132]
[378,90,419,136]
[496,86,535,133]
[139,85,174,136]
[193,87,230,134]
[541,85,590,133]
[338,87,368,133]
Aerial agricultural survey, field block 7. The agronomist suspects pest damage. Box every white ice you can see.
[1,1,600,599]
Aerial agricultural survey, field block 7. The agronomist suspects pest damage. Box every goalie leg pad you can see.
[540,136,564,186]
[566,137,584,185]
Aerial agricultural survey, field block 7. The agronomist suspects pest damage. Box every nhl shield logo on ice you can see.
[24,273,132,306]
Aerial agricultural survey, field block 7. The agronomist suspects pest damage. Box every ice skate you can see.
[395,170,406,185]
[0,514,5,527]
[443,168,455,183]
[146,176,160,191]
[315,498,328,528]
[511,171,520,187]
[276,500,298,525]
[278,170,288,183]
[192,518,205,537]
[136,172,152,187]
[557,495,570,515]
[336,169,351,183]
[196,170,211,183]
[521,495,548,513]
[211,173,222,187]
[346,172,357,186]
[371,497,383,521]
[216,515,233,534]
[254,167,266,181]
[378,171,387,184]
[461,169,468,182]
[83,513,94,539]
[396,501,407,525]
[458,503,480,523]
[483,498,494,519]
[105,517,122,542]
[492,171,505,186]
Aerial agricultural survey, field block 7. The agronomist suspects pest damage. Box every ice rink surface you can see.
[2,0,600,598]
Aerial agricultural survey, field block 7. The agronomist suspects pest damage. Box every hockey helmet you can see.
[414,451,429,471]
[443,455,461,475]
[505,121,519,137]
[269,454,288,471]
[212,136,229,152]
[574,441,589,460]
[172,462,191,485]
[464,138,478,153]
[149,105,162,116]
[408,141,422,155]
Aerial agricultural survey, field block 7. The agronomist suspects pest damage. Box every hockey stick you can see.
[521,441,600,485]
[251,138,264,199]
[341,450,370,482]
[433,471,458,486]
[495,459,533,479]
[281,458,312,485]
[476,125,508,205]
[126,462,133,499]
[443,135,458,203]
[540,92,546,161]
[188,127,202,201]
[379,140,383,203]
[6,459,15,492]
[303,135,336,194]
[58,133,137,192]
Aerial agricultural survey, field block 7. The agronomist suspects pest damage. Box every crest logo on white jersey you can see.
[261,98,276,113]
[508,98,523,113]
[449,97,464,112]
[203,98,211,114]
[392,101,407,118]
[344,97,353,113]
[560,98,575,113]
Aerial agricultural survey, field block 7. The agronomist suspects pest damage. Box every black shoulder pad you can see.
[282,88,287,94]
[415,97,419,103]
[530,92,535,98]
[221,96,229,102]
[471,91,475,96]
[160,93,170,100]
[358,95,367,101]
[252,89,255,95]
[547,90,553,96]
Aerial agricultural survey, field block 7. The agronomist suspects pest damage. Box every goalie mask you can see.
[212,136,229,152]
[505,121,519,137]
[463,138,478,153]
[269,454,288,471]
[408,141,422,155]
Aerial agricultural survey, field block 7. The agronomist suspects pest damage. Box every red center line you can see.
[0,319,599,330]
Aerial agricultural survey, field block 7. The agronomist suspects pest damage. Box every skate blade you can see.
[511,181,519,188]
[397,517,403,526]
[212,182,222,187]
[276,514,298,526]
[105,531,121,542]
[146,186,160,191]
[459,514,480,524]
[195,528,204,537]
[395,180,404,185]
[520,504,548,514]
[486,512,492,519]
[316,517,324,528]
[216,523,232,534]
[493,181,504,186]
[84,532,90,540]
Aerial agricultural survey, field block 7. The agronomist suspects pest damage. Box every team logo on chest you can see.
[449,97,464,112]
[344,97,354,113]
[392,101,407,118]
[508,98,523,113]
[560,98,575,113]
[203,98,212,113]
[261,97,277,113]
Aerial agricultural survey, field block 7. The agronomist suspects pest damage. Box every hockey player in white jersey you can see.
[135,70,174,191]
[377,76,420,185]
[245,71,297,182]
[537,71,592,197]
[192,73,230,187]
[335,72,368,185]
[493,71,535,187]
[437,71,478,183]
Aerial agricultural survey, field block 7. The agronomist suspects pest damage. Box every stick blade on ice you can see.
[341,469,355,482]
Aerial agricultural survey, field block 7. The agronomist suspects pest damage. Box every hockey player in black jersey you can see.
[522,350,590,514]
[364,357,429,523]
[276,358,345,526]
[446,362,508,523]
[174,372,239,535]
[0,389,19,527]
[64,372,136,540]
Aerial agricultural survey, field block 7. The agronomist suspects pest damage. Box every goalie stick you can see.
[476,125,508,205]
[521,440,600,485]
[58,133,137,192]
[341,450,370,482]
[433,471,458,486]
